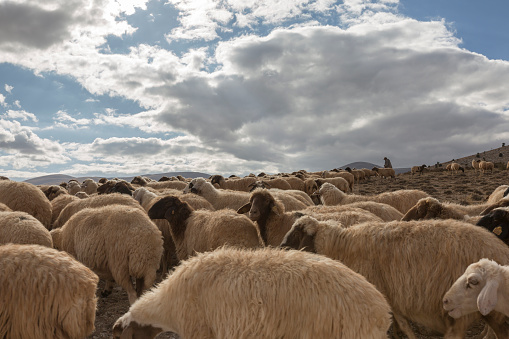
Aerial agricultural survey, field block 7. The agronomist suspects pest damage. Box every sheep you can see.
[471,159,480,172]
[315,177,349,193]
[146,180,187,191]
[42,185,68,201]
[0,180,52,230]
[0,202,12,212]
[324,170,355,191]
[67,180,81,195]
[372,167,396,179]
[237,189,382,246]
[131,175,152,186]
[280,216,509,339]
[344,167,366,183]
[361,168,376,180]
[0,244,99,339]
[315,182,429,214]
[81,178,98,195]
[479,160,495,174]
[50,194,80,226]
[411,164,427,175]
[487,184,509,204]
[247,181,314,206]
[97,179,135,195]
[448,162,465,174]
[402,197,483,221]
[0,211,53,247]
[476,207,509,244]
[312,201,403,222]
[148,195,263,261]
[52,193,142,229]
[443,258,509,318]
[51,204,163,304]
[210,174,257,192]
[282,176,306,191]
[112,247,392,339]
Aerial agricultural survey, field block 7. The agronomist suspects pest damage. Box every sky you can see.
[1,0,508,181]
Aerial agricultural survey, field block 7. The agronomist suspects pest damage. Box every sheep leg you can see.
[391,313,417,339]
[483,313,509,339]
[101,279,114,297]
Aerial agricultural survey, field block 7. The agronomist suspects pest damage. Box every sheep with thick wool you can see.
[486,184,509,204]
[52,193,142,229]
[41,185,68,201]
[316,182,429,214]
[372,167,396,178]
[112,247,392,339]
[0,211,53,247]
[237,189,382,246]
[0,180,52,230]
[81,178,99,195]
[315,177,350,193]
[281,216,509,339]
[443,258,509,318]
[306,201,403,222]
[476,207,509,244]
[479,160,495,174]
[146,180,187,191]
[0,243,98,339]
[50,194,80,226]
[67,180,81,195]
[51,204,163,304]
[210,174,257,192]
[148,195,263,260]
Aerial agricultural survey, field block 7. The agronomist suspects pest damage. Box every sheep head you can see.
[443,259,501,318]
[480,199,509,216]
[148,196,193,239]
[401,198,442,221]
[209,175,225,187]
[131,176,148,186]
[280,216,318,253]
[476,208,509,242]
[183,178,206,194]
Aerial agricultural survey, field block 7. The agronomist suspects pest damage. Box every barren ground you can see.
[88,168,508,339]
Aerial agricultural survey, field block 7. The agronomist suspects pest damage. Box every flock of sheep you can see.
[0,166,509,339]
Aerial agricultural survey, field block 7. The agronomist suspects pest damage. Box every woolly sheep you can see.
[443,258,509,318]
[448,162,464,174]
[50,194,80,226]
[81,178,99,195]
[52,193,142,229]
[324,170,355,191]
[51,204,163,304]
[372,167,396,179]
[42,185,68,201]
[311,201,403,222]
[0,244,98,339]
[282,176,306,191]
[247,181,314,207]
[112,247,392,339]
[146,180,187,191]
[210,174,257,192]
[479,160,495,174]
[411,164,427,175]
[280,216,509,339]
[0,211,53,247]
[401,197,482,222]
[237,189,382,246]
[148,195,263,260]
[0,202,12,212]
[0,180,52,230]
[316,182,429,214]
[315,177,350,193]
[472,159,481,173]
[486,184,509,204]
[67,180,81,195]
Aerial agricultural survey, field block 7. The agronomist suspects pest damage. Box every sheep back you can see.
[0,211,53,247]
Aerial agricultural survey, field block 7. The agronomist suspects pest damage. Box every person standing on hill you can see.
[384,157,392,169]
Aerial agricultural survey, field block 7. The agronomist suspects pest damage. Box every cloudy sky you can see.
[1,0,508,181]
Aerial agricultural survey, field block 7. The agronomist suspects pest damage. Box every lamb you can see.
[0,180,52,230]
[237,189,382,246]
[148,195,263,261]
[52,193,142,229]
[0,244,99,339]
[372,167,396,178]
[210,174,257,192]
[81,178,98,195]
[0,211,53,247]
[316,182,429,214]
[479,160,495,174]
[280,216,509,339]
[51,204,163,304]
[476,207,509,244]
[443,258,509,318]
[112,247,392,339]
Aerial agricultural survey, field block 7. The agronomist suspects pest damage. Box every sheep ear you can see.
[237,203,251,214]
[477,279,499,316]
[401,206,419,221]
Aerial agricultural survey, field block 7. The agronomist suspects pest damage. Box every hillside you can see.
[435,144,509,169]
[341,162,411,175]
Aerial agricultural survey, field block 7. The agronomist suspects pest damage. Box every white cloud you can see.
[4,84,13,94]
[2,110,38,122]
[52,110,91,129]
[0,93,5,107]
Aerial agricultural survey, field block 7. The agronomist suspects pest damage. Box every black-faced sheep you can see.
[476,207,509,244]
[52,193,142,229]
[443,258,509,318]
[51,204,163,304]
[0,244,98,339]
[42,185,68,201]
[0,180,52,230]
[280,216,509,339]
[0,211,53,247]
[112,247,392,339]
[316,182,429,214]
[148,196,263,261]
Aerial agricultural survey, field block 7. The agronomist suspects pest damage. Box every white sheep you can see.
[52,193,142,229]
[486,184,509,204]
[479,160,495,174]
[0,180,52,230]
[316,182,429,214]
[372,167,396,179]
[148,195,263,260]
[306,201,403,222]
[112,247,392,339]
[67,180,81,195]
[315,177,350,193]
[280,216,509,339]
[210,174,257,191]
[81,178,98,195]
[443,258,509,318]
[448,162,464,174]
[472,159,481,173]
[0,211,53,247]
[401,197,481,221]
[51,204,163,304]
[50,194,80,226]
[0,243,98,339]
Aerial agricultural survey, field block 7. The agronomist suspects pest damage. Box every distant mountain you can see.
[23,171,211,186]
[340,162,410,175]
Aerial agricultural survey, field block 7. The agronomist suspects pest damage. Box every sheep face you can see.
[183,179,204,194]
[112,317,163,339]
[402,198,441,221]
[209,175,225,186]
[238,191,275,222]
[148,196,192,239]
[443,259,499,318]
[280,219,316,253]
[476,209,509,242]
[109,182,134,196]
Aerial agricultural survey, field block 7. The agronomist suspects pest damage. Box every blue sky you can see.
[1,0,508,181]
